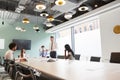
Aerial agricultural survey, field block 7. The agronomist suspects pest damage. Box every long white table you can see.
[18,58,120,80]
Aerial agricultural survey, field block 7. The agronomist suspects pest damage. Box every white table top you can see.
[18,58,120,80]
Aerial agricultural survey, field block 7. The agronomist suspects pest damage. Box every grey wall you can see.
[0,20,52,58]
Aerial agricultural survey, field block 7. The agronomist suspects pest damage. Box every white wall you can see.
[100,7,120,62]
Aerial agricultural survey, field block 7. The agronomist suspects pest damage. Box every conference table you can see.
[18,58,120,80]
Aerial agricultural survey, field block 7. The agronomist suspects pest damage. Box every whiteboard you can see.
[0,39,4,49]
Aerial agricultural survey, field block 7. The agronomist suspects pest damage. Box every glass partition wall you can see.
[74,19,101,61]
[56,28,71,55]
[56,18,101,61]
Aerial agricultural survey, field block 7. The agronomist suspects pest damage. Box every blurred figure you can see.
[19,48,27,62]
[20,48,26,58]
[64,44,75,60]
[49,36,57,58]
[4,42,17,60]
[39,45,48,57]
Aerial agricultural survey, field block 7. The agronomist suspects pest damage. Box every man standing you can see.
[49,36,57,58]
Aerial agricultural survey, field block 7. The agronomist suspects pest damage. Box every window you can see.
[74,19,101,58]
[56,28,71,55]
[0,39,4,49]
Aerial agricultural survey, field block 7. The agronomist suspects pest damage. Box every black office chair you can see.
[74,55,80,60]
[15,64,37,80]
[90,56,101,62]
[57,55,65,59]
[110,52,120,63]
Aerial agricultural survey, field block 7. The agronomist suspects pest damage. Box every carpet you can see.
[0,66,12,80]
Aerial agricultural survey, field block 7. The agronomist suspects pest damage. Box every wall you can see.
[100,7,120,62]
[0,20,52,58]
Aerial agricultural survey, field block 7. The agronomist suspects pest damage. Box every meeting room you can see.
[0,0,120,80]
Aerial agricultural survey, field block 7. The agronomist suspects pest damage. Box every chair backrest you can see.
[74,55,80,60]
[90,56,101,62]
[15,64,36,80]
[110,52,120,63]
[57,55,65,59]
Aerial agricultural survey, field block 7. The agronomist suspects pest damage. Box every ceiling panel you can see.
[0,0,116,30]
[51,1,77,13]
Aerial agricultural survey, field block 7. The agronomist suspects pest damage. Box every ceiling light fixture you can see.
[33,12,40,32]
[40,11,49,17]
[55,0,66,6]
[21,28,26,32]
[35,29,40,32]
[16,27,21,31]
[47,15,54,22]
[78,6,89,11]
[36,3,46,10]
[15,27,26,32]
[33,25,39,30]
[46,22,53,27]
[64,12,73,20]
[22,18,30,24]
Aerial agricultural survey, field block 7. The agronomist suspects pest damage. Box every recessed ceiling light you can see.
[64,12,73,20]
[40,11,49,17]
[55,0,66,6]
[78,6,89,11]
[36,3,46,10]
[33,25,39,30]
[22,18,30,24]
[47,16,54,22]
[46,22,53,27]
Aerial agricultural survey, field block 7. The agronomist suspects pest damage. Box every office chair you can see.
[110,52,120,63]
[90,56,101,62]
[74,55,80,60]
[15,64,37,80]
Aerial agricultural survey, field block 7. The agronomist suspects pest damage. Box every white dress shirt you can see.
[4,50,14,60]
[49,41,57,51]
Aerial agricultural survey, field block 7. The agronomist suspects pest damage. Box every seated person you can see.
[64,44,75,60]
[39,45,48,57]
[19,48,27,62]
[4,42,17,60]
[4,42,17,71]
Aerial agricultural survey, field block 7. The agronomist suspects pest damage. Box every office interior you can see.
[0,0,120,79]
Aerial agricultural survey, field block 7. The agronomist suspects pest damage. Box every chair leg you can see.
[21,76,23,80]
[15,71,19,80]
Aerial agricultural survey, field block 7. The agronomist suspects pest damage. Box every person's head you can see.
[21,48,26,54]
[50,36,54,42]
[65,44,71,51]
[41,45,45,49]
[9,42,17,51]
